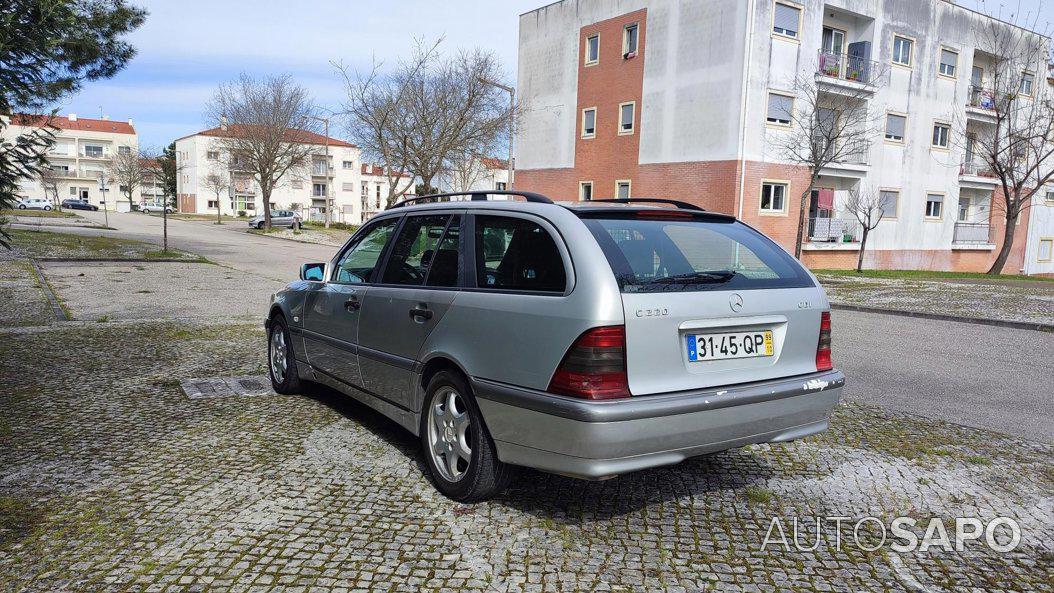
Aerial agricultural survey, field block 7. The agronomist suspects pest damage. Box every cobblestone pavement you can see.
[0,260,55,327]
[817,274,1054,326]
[1,321,1051,593]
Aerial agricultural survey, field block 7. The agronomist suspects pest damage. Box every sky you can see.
[59,0,1053,149]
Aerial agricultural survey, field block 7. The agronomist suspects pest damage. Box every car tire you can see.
[18,205,26,209]
[420,370,513,502]
[257,222,264,230]
[44,205,52,211]
[268,315,302,395]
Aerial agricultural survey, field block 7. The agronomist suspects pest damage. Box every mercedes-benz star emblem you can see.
[729,293,744,312]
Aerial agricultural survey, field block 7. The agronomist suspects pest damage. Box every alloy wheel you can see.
[427,387,473,482]
[269,328,287,384]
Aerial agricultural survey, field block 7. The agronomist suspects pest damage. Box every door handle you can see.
[344,297,360,311]
[409,305,433,321]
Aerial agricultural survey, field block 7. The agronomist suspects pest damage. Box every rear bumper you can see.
[472,370,844,479]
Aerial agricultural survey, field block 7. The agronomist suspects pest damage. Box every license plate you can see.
[686,330,773,362]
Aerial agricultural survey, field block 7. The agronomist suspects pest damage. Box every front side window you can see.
[939,49,958,77]
[760,182,786,212]
[879,190,899,218]
[932,122,950,148]
[582,216,814,293]
[623,24,638,56]
[381,214,456,286]
[893,35,913,66]
[619,102,635,134]
[766,93,793,125]
[772,2,800,38]
[1020,72,1035,96]
[925,193,943,218]
[582,108,596,138]
[332,218,399,283]
[585,34,599,65]
[474,215,566,292]
[885,113,906,142]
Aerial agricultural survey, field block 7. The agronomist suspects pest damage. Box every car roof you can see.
[385,195,737,222]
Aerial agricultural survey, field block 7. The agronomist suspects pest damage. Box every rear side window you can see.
[582,215,813,292]
[474,215,566,292]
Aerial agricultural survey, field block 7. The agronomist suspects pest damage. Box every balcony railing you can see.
[960,161,996,178]
[817,50,881,86]
[808,217,861,243]
[967,85,996,110]
[953,222,991,244]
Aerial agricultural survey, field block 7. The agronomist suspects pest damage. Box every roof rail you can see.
[388,190,555,209]
[587,198,705,211]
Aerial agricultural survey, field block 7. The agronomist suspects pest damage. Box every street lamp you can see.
[308,115,332,228]
[478,78,515,191]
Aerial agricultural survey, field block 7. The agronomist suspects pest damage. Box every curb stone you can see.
[831,302,1053,333]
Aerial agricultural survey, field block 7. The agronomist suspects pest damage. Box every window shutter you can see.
[887,114,905,138]
[773,4,799,35]
[768,94,792,121]
[940,49,956,69]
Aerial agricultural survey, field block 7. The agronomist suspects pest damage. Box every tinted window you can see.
[474,215,566,292]
[332,218,398,283]
[381,215,451,285]
[582,215,813,292]
[426,217,460,287]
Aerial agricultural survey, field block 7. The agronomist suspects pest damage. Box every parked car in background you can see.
[16,198,53,210]
[265,192,844,502]
[60,199,99,211]
[249,210,301,229]
[141,202,174,214]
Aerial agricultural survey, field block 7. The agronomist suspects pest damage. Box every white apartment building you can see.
[516,0,1054,273]
[3,113,142,211]
[174,126,413,225]
[435,157,512,193]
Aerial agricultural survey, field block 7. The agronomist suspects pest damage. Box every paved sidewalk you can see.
[0,321,1051,593]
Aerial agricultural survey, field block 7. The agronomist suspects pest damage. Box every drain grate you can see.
[180,375,274,399]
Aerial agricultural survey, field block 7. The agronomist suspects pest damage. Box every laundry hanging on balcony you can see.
[816,188,835,210]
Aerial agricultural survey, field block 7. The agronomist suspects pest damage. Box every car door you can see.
[301,216,400,387]
[357,211,464,410]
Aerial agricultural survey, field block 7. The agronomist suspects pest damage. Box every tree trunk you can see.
[856,228,869,272]
[793,187,811,258]
[162,199,168,252]
[262,187,272,230]
[216,194,222,224]
[987,211,1018,275]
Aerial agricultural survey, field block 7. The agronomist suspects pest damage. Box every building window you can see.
[207,200,218,209]
[342,160,354,169]
[772,2,801,39]
[495,181,507,190]
[879,190,899,219]
[313,183,326,197]
[581,107,596,138]
[931,122,950,148]
[616,180,631,199]
[892,35,913,67]
[623,24,638,57]
[291,180,303,189]
[885,113,906,142]
[361,182,369,197]
[1045,190,1054,205]
[579,181,593,201]
[925,193,944,219]
[938,48,958,77]
[585,34,599,65]
[1020,71,1035,96]
[207,150,219,160]
[766,92,794,126]
[1038,238,1053,262]
[619,102,635,135]
[83,144,104,158]
[342,182,355,191]
[760,182,787,213]
[119,184,129,193]
[118,146,131,155]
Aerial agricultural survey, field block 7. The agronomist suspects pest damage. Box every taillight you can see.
[548,326,630,400]
[816,311,833,372]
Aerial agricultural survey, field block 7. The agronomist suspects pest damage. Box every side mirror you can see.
[300,262,325,282]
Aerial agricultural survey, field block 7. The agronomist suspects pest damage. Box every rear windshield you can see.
[582,215,814,292]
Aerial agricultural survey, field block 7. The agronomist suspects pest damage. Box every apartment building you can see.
[174,126,414,225]
[435,157,512,193]
[3,113,140,210]
[515,0,1054,273]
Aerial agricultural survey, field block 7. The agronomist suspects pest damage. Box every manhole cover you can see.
[180,375,274,399]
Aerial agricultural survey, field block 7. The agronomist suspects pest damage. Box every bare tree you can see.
[206,74,321,229]
[338,39,514,205]
[201,169,228,224]
[955,9,1053,274]
[443,149,488,192]
[145,144,181,252]
[772,70,884,258]
[107,148,148,210]
[38,165,60,207]
[844,187,885,272]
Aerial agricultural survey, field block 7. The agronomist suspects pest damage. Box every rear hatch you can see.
[579,210,825,395]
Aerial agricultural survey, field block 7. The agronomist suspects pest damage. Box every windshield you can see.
[582,215,814,293]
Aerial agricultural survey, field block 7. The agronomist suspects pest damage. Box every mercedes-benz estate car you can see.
[265,192,844,501]
[249,210,302,230]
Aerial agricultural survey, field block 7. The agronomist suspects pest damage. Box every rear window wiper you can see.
[645,270,737,285]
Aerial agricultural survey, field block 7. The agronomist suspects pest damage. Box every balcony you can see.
[816,50,882,95]
[965,86,998,124]
[818,145,870,178]
[953,222,992,245]
[959,161,999,189]
[808,217,861,244]
[311,163,334,177]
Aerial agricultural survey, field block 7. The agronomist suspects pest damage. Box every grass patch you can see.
[813,269,1054,283]
[743,486,774,505]
[0,495,44,547]
[0,208,77,219]
[304,220,358,232]
[8,229,202,261]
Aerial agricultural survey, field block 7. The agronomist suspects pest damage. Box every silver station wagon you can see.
[265,192,844,501]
